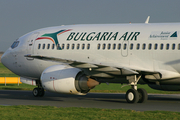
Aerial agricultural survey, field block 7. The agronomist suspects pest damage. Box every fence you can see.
[0,77,22,86]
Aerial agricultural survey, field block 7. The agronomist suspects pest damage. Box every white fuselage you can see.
[2,23,180,80]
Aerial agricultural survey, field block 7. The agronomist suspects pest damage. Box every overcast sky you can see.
[0,0,180,52]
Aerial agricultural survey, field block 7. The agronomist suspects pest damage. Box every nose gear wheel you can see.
[33,87,45,97]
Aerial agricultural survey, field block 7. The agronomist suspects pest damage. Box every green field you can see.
[0,106,179,120]
[0,63,19,77]
[0,83,35,90]
[91,83,180,94]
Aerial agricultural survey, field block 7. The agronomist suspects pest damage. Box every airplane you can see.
[2,17,180,103]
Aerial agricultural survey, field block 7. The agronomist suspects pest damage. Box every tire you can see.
[33,88,39,97]
[137,88,148,103]
[39,88,45,97]
[126,89,139,103]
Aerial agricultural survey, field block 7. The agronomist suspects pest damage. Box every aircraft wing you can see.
[24,54,157,78]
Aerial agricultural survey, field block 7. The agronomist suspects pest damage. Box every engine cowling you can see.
[41,65,99,95]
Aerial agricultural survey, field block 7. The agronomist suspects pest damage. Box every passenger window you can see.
[52,44,55,49]
[97,44,101,50]
[43,44,45,49]
[113,44,116,50]
[160,44,163,50]
[172,43,175,50]
[136,43,140,50]
[82,44,85,49]
[166,44,169,50]
[118,43,121,50]
[67,44,70,49]
[38,44,41,49]
[178,44,180,50]
[148,44,152,50]
[57,44,60,49]
[61,44,64,49]
[108,44,111,50]
[72,44,75,49]
[123,44,127,50]
[87,44,90,49]
[103,44,106,50]
[77,44,80,49]
[154,43,158,50]
[130,43,133,50]
[142,43,146,50]
[47,44,50,49]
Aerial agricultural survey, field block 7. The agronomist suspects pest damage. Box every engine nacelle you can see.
[148,84,180,91]
[41,65,99,95]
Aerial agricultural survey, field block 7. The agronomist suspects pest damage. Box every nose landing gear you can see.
[33,87,45,97]
[32,80,45,97]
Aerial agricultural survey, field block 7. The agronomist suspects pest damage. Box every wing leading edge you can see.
[25,54,160,78]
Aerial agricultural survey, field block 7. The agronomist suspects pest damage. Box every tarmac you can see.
[0,90,180,112]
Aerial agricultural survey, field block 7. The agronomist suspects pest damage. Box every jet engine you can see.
[40,65,99,95]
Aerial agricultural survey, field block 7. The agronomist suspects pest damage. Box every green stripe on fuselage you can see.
[42,30,65,50]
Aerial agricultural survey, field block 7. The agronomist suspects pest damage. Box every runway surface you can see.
[0,90,180,112]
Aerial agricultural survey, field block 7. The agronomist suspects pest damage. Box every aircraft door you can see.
[27,32,39,60]
[121,40,129,57]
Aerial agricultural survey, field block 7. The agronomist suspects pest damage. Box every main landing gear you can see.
[32,80,45,97]
[125,75,148,103]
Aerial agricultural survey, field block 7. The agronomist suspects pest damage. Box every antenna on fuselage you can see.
[145,16,150,24]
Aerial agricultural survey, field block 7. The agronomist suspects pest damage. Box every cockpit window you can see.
[11,41,19,49]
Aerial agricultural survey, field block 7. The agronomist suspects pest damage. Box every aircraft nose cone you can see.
[1,51,11,69]
[1,52,7,65]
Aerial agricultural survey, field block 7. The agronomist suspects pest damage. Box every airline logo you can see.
[149,31,178,40]
[67,32,140,41]
[35,29,141,50]
[36,29,72,50]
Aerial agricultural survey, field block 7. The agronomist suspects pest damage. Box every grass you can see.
[0,63,19,77]
[0,83,35,90]
[0,105,179,120]
[91,83,180,94]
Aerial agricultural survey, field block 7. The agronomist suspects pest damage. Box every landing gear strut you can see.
[125,75,148,103]
[33,80,45,97]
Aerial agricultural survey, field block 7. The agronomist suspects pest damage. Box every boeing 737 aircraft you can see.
[2,18,180,103]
